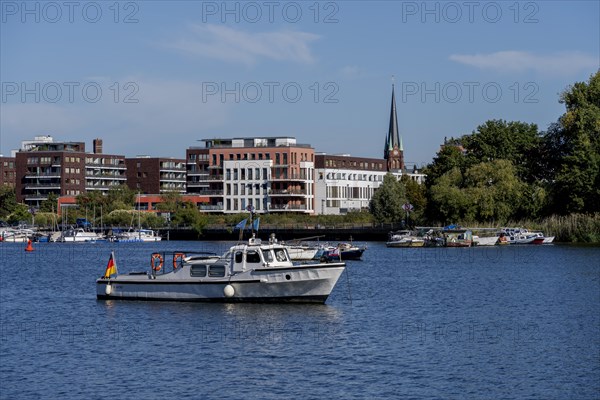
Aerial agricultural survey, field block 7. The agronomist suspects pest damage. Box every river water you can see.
[1,241,598,399]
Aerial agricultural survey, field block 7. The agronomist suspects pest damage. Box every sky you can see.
[1,0,598,167]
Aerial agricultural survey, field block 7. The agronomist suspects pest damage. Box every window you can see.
[235,252,243,263]
[246,250,261,264]
[190,265,207,277]
[262,250,273,262]
[209,265,226,277]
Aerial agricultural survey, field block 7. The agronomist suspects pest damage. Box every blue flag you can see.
[234,219,247,230]
[252,218,260,232]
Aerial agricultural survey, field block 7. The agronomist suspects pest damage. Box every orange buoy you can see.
[25,239,34,252]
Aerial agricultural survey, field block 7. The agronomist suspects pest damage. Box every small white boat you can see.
[0,228,34,243]
[115,229,162,243]
[96,235,346,303]
[386,230,425,247]
[59,228,101,242]
[285,244,320,260]
[473,235,499,246]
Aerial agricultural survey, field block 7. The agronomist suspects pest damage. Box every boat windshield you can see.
[262,249,273,262]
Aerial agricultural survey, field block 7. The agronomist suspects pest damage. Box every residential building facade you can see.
[0,156,16,188]
[126,157,186,194]
[186,137,315,213]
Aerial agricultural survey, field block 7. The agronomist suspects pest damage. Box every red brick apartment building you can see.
[186,137,315,213]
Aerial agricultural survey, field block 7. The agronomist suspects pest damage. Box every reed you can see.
[502,213,600,243]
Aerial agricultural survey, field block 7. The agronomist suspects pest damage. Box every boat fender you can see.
[105,284,112,295]
[151,253,164,271]
[173,253,185,269]
[223,285,235,298]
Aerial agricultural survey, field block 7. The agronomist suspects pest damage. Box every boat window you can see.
[190,265,207,277]
[262,249,273,262]
[246,250,261,264]
[209,265,226,277]
[275,249,287,262]
[235,251,243,263]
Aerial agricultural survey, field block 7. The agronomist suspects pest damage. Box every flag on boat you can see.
[103,251,118,278]
[252,217,260,232]
[234,219,247,230]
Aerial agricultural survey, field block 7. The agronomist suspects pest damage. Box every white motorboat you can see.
[473,235,499,246]
[96,235,346,303]
[386,230,425,247]
[0,228,35,243]
[114,229,162,243]
[59,228,101,242]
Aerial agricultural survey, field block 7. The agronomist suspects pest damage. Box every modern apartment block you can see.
[15,140,87,207]
[15,137,126,207]
[314,154,388,215]
[85,139,127,192]
[0,156,16,188]
[186,137,315,213]
[126,157,186,194]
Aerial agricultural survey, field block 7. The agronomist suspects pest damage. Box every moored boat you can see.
[114,229,162,243]
[96,235,346,303]
[59,228,101,242]
[445,230,473,247]
[472,235,499,246]
[386,230,425,247]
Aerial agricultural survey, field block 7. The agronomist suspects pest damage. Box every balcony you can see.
[24,184,61,190]
[199,204,224,211]
[271,174,308,182]
[24,172,61,178]
[268,189,306,196]
[192,190,223,196]
[186,182,210,188]
[268,203,311,212]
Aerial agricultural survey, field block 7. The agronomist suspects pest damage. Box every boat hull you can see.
[96,263,345,304]
[386,240,425,248]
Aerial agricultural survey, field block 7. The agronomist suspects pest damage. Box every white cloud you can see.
[163,24,320,65]
[340,65,361,79]
[449,51,598,76]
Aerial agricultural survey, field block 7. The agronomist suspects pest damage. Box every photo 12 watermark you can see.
[1,1,140,23]
[398,320,541,344]
[200,1,339,24]
[1,81,140,104]
[0,320,141,344]
[201,81,340,104]
[399,81,539,104]
[400,1,540,24]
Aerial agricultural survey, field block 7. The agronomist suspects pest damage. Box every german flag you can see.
[103,252,118,278]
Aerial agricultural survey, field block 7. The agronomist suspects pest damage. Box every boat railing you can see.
[150,251,219,276]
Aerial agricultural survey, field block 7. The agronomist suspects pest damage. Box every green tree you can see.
[401,175,426,224]
[462,120,541,182]
[369,173,406,223]
[0,185,18,219]
[156,191,184,212]
[543,71,600,214]
[39,193,59,213]
[106,185,136,212]
[171,202,208,234]
[8,204,31,224]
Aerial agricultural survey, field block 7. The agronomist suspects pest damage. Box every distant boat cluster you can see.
[386,227,555,248]
[0,225,161,243]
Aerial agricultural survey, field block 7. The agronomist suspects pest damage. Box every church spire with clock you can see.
[384,84,405,171]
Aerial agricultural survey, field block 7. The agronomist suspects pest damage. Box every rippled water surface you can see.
[1,241,599,399]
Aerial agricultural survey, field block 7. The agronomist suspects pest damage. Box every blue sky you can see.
[1,1,598,166]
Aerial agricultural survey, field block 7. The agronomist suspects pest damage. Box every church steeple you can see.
[384,82,405,171]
